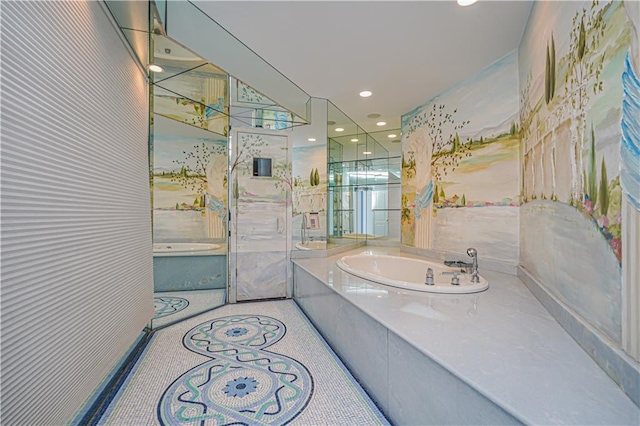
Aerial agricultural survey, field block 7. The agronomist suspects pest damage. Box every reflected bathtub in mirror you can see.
[295,241,327,250]
[152,242,227,328]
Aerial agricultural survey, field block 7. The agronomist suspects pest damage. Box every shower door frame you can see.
[227,126,292,303]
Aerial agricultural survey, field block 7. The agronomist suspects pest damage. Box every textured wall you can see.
[0,2,152,424]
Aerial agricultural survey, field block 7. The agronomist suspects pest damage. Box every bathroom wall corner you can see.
[518,266,640,407]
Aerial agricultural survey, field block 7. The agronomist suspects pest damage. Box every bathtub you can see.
[295,241,327,250]
[339,233,378,239]
[336,253,488,294]
[152,243,221,256]
[153,242,226,292]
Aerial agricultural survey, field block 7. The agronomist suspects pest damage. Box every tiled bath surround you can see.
[293,247,640,424]
[152,253,227,292]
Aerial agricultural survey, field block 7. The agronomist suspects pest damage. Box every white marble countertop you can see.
[293,247,640,425]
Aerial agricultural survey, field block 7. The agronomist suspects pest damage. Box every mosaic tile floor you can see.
[100,300,389,425]
[152,289,226,328]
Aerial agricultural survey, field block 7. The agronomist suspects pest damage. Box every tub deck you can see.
[293,246,639,425]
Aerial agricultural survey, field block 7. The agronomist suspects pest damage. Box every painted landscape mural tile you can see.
[401,51,520,262]
[518,0,637,343]
[519,0,631,261]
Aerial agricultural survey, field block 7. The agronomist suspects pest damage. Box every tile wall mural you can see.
[153,121,228,241]
[401,51,520,264]
[518,0,636,343]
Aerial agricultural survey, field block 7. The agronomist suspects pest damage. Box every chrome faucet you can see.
[301,215,307,245]
[441,270,461,285]
[467,247,480,283]
[425,268,435,285]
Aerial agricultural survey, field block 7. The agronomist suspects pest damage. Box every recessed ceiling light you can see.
[308,138,316,142]
[388,134,397,138]
[335,127,344,132]
[359,90,372,97]
[376,121,387,127]
[367,113,381,119]
[363,151,372,155]
[148,64,164,73]
[457,0,478,6]
[351,138,359,142]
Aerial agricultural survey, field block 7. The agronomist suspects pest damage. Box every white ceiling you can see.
[193,0,532,141]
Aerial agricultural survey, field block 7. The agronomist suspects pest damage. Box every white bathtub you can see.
[153,243,221,257]
[295,241,327,250]
[336,254,488,294]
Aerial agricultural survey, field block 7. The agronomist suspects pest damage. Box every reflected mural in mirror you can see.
[291,98,328,251]
[149,31,229,328]
[150,115,228,329]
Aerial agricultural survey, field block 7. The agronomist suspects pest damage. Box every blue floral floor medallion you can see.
[158,315,314,425]
[154,297,189,319]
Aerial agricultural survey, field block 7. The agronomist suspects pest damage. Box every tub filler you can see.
[336,254,488,294]
[153,243,226,292]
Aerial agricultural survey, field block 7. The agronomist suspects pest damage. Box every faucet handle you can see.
[425,268,435,286]
[450,272,460,285]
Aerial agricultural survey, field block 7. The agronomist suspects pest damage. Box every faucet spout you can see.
[467,247,480,283]
[301,214,307,245]
[425,268,435,285]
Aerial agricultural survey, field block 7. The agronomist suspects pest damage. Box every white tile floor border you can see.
[100,300,389,425]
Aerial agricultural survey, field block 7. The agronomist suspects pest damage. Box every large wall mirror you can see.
[327,102,402,246]
[290,98,329,251]
[106,0,311,328]
[149,32,229,329]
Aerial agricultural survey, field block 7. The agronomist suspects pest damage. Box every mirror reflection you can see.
[363,129,403,244]
[106,0,317,327]
[228,76,309,131]
[109,0,403,322]
[150,116,228,328]
[150,33,228,329]
[327,101,402,246]
[148,30,312,325]
[327,101,363,247]
[291,98,329,251]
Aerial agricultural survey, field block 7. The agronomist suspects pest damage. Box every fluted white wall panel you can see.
[1,1,152,425]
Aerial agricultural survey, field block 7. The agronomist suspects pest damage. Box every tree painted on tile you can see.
[406,103,472,184]
[564,0,607,206]
[171,142,226,204]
